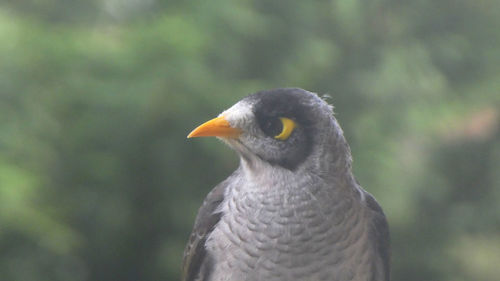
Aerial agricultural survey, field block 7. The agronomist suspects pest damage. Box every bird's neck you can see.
[238,150,355,194]
[313,119,355,182]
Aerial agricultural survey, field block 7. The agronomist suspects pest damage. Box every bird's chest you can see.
[206,184,369,281]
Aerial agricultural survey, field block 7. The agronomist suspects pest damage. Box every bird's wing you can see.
[364,191,391,281]
[182,171,237,281]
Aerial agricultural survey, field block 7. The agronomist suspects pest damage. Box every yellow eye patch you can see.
[274,117,296,140]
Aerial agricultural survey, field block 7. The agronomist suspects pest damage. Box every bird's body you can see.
[184,88,390,281]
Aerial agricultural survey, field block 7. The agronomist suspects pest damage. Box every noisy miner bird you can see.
[183,88,390,281]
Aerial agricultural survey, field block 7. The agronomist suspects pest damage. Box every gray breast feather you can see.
[183,174,390,281]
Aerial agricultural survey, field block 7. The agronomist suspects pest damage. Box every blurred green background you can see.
[0,0,499,280]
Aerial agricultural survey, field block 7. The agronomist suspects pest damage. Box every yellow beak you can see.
[187,116,242,138]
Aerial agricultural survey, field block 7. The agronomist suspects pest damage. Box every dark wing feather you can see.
[182,171,237,281]
[364,192,391,281]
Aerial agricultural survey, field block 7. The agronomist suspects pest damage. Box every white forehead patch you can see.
[219,100,254,128]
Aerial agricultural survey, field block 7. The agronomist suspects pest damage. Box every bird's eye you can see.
[261,117,282,137]
[260,117,296,140]
[274,117,296,140]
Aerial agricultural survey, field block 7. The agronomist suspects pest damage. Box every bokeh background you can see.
[1,0,499,280]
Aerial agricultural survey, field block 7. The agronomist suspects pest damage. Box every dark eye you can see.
[260,117,283,137]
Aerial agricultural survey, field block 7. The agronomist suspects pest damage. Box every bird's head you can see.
[188,88,352,175]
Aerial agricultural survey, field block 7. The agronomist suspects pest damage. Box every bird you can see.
[183,88,390,281]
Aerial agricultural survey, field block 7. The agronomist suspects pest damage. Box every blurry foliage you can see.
[0,0,499,280]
